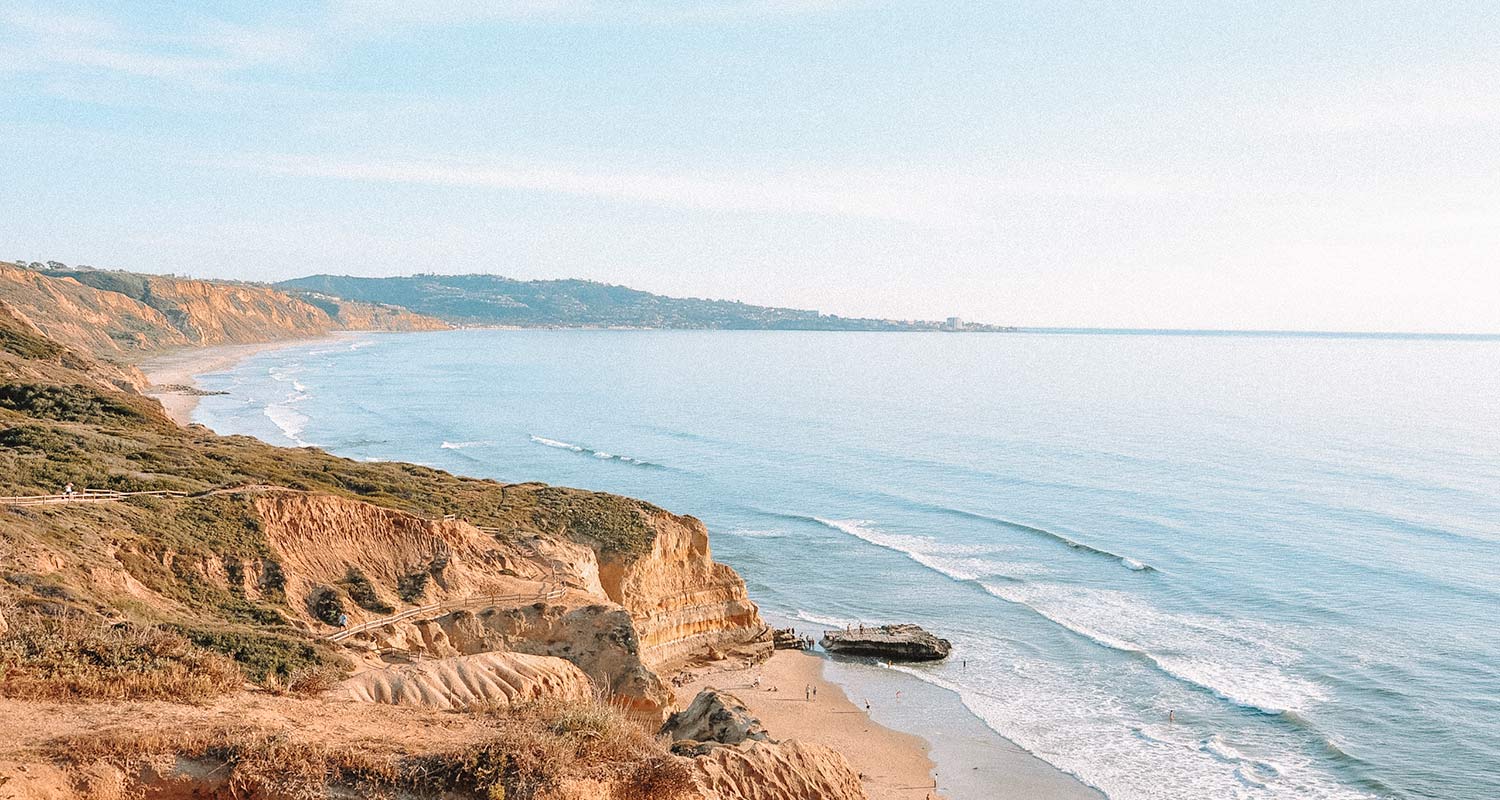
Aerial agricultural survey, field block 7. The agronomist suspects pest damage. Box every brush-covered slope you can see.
[0,310,868,800]
[0,301,768,707]
[279,272,1010,331]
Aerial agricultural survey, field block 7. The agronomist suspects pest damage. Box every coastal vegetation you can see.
[278,272,1009,331]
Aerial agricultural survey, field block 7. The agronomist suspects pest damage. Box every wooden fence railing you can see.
[0,489,190,506]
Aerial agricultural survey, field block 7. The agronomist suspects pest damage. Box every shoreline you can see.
[137,335,337,426]
[675,649,943,800]
[133,331,1101,800]
[677,648,1102,800]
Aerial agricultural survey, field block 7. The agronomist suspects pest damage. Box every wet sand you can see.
[676,649,943,799]
[675,649,1102,800]
[138,337,330,426]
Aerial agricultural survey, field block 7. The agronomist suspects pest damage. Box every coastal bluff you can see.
[0,301,870,800]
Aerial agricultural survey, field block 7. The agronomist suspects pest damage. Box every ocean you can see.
[192,329,1500,800]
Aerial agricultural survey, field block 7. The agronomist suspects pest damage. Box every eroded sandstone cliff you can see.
[0,261,448,362]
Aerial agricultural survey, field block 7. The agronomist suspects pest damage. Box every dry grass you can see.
[56,699,696,800]
[0,611,242,701]
[263,661,347,697]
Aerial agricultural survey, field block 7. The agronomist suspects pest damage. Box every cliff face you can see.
[0,262,448,361]
[250,492,766,721]
[0,305,858,800]
[593,509,770,674]
[0,262,189,357]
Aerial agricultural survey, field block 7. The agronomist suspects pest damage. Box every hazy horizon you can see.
[4,2,1499,333]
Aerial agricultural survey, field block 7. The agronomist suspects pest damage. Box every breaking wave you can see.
[793,609,864,629]
[899,501,1157,572]
[811,518,1049,581]
[441,440,492,449]
[265,404,313,447]
[980,580,1329,715]
[528,435,662,468]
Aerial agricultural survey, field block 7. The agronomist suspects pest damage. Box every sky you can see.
[2,2,1498,333]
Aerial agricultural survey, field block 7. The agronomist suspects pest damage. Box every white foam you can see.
[528,435,657,467]
[441,440,491,450]
[885,660,1378,800]
[979,581,1328,715]
[793,609,863,629]
[814,518,1048,582]
[1122,556,1148,571]
[264,404,313,447]
[729,528,786,539]
[531,435,585,452]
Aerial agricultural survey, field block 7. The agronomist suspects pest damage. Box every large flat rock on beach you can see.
[820,623,951,661]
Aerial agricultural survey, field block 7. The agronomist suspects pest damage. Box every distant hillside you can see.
[278,273,1009,331]
[0,262,448,362]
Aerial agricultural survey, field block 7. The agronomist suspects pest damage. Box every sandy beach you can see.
[138,337,330,426]
[675,649,942,800]
[136,335,1102,800]
[675,649,1100,800]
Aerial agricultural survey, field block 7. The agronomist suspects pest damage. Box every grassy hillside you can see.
[279,273,1010,331]
[0,306,663,688]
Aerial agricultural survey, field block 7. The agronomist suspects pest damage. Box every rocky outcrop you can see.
[661,690,867,800]
[771,628,811,650]
[252,493,763,721]
[662,690,769,749]
[330,651,593,711]
[820,624,951,661]
[417,602,675,719]
[688,740,867,800]
[253,493,547,619]
[590,509,771,674]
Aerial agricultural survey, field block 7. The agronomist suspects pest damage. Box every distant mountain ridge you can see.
[277,273,1010,331]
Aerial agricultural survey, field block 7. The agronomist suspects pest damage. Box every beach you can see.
[138,337,331,425]
[674,648,1100,800]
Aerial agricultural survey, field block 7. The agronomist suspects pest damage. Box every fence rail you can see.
[0,489,190,506]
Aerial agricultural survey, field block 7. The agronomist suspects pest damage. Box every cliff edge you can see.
[0,299,860,799]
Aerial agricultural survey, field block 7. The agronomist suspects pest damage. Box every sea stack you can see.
[820,623,952,661]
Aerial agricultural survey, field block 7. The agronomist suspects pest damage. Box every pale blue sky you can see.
[3,2,1497,332]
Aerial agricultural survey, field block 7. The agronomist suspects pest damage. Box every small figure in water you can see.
[1168,709,1175,723]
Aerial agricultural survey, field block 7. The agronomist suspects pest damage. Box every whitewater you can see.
[192,328,1500,800]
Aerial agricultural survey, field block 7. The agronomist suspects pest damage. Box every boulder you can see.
[771,628,811,650]
[819,623,951,661]
[661,689,770,750]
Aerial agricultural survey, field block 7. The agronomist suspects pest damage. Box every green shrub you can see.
[0,612,243,701]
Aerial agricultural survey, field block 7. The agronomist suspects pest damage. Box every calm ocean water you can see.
[194,329,1500,800]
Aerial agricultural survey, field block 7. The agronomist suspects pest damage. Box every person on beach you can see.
[805,684,812,701]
